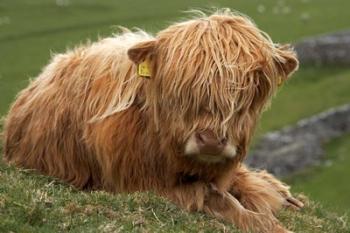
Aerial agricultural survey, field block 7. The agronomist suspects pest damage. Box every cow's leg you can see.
[161,182,287,233]
[229,165,303,216]
[253,169,304,210]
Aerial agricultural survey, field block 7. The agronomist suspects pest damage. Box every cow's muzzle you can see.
[184,130,237,163]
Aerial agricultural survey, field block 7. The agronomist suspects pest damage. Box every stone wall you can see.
[246,104,350,177]
[294,30,350,65]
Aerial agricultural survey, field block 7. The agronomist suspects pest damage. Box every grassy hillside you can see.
[1,0,350,232]
[0,159,348,233]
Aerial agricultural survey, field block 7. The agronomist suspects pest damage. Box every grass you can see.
[287,134,350,215]
[1,0,350,232]
[0,158,348,233]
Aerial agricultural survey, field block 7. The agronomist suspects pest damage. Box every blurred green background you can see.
[1,0,350,220]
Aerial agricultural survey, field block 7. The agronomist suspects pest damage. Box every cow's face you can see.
[128,11,298,163]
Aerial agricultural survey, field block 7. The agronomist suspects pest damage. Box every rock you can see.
[246,104,350,176]
[294,30,350,65]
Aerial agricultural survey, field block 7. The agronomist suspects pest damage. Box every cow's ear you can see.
[127,40,157,64]
[274,44,299,79]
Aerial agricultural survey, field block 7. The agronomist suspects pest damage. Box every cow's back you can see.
[3,32,152,189]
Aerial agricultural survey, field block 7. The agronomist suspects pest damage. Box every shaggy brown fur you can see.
[3,9,302,233]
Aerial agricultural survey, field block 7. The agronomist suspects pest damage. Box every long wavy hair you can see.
[3,9,298,190]
[127,9,298,160]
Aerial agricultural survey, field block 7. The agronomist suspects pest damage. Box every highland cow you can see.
[3,9,303,233]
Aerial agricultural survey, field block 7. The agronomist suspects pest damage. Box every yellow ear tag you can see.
[138,59,152,78]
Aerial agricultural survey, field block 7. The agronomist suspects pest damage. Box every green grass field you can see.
[1,0,350,232]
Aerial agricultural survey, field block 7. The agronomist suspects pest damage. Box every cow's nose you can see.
[195,130,227,155]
